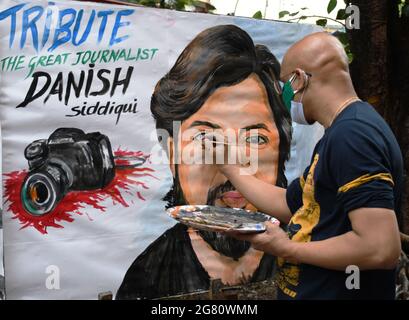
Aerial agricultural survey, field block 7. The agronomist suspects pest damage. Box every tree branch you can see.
[286,15,346,27]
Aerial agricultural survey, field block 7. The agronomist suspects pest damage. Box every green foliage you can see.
[279,10,290,19]
[277,0,353,64]
[125,0,208,11]
[401,1,409,17]
[336,31,353,63]
[404,5,409,17]
[316,18,328,27]
[327,0,337,14]
[336,9,346,20]
[279,7,307,19]
[398,0,405,17]
[253,11,263,19]
[125,0,153,5]
[337,31,348,46]
[347,52,353,64]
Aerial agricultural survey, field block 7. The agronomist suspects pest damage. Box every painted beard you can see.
[165,172,251,261]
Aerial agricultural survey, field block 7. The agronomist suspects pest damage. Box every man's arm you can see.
[222,165,292,224]
[233,207,401,271]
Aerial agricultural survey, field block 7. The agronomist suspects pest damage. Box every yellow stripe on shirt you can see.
[338,173,394,193]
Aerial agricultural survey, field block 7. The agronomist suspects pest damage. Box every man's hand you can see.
[226,208,401,271]
[200,135,292,224]
[200,134,244,173]
[225,221,295,260]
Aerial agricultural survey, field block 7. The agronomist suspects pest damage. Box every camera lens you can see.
[29,181,49,205]
[21,172,60,216]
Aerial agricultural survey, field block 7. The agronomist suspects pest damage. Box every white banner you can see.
[0,0,322,299]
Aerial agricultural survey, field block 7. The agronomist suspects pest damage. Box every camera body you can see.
[21,128,115,216]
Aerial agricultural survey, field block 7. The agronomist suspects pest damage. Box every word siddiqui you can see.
[67,99,138,125]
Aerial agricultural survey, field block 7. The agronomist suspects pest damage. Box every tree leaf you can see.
[175,0,187,10]
[316,18,328,27]
[327,0,337,14]
[138,0,157,7]
[299,16,308,20]
[301,7,308,10]
[347,52,354,64]
[337,32,349,46]
[253,11,263,19]
[403,4,409,17]
[279,10,290,18]
[336,8,346,19]
[289,11,300,16]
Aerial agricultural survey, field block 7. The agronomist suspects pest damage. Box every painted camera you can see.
[21,128,115,216]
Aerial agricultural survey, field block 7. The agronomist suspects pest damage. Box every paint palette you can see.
[167,205,279,233]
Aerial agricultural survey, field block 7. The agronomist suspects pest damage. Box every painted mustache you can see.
[206,181,247,208]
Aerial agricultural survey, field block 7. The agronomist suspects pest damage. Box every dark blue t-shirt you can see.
[277,101,403,300]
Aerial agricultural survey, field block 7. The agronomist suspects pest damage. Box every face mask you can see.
[282,78,296,111]
[290,100,309,125]
[282,73,310,125]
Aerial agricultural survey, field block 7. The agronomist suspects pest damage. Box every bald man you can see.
[215,32,403,299]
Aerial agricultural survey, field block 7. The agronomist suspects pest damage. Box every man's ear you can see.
[169,137,175,176]
[293,68,307,91]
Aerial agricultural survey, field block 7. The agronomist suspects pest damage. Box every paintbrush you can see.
[200,137,240,147]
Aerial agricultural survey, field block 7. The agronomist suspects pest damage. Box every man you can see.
[116,25,291,299]
[219,32,403,300]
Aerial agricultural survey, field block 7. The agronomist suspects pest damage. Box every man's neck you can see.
[312,92,359,128]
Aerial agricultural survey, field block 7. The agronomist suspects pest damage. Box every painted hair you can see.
[150,24,291,188]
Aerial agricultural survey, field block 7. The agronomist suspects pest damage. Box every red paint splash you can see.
[3,149,156,234]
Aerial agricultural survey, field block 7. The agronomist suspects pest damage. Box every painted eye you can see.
[193,132,223,144]
[245,135,268,145]
[193,132,207,142]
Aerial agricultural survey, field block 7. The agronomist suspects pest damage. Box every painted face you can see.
[174,73,280,211]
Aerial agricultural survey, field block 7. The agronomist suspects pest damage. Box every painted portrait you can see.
[116,24,292,299]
